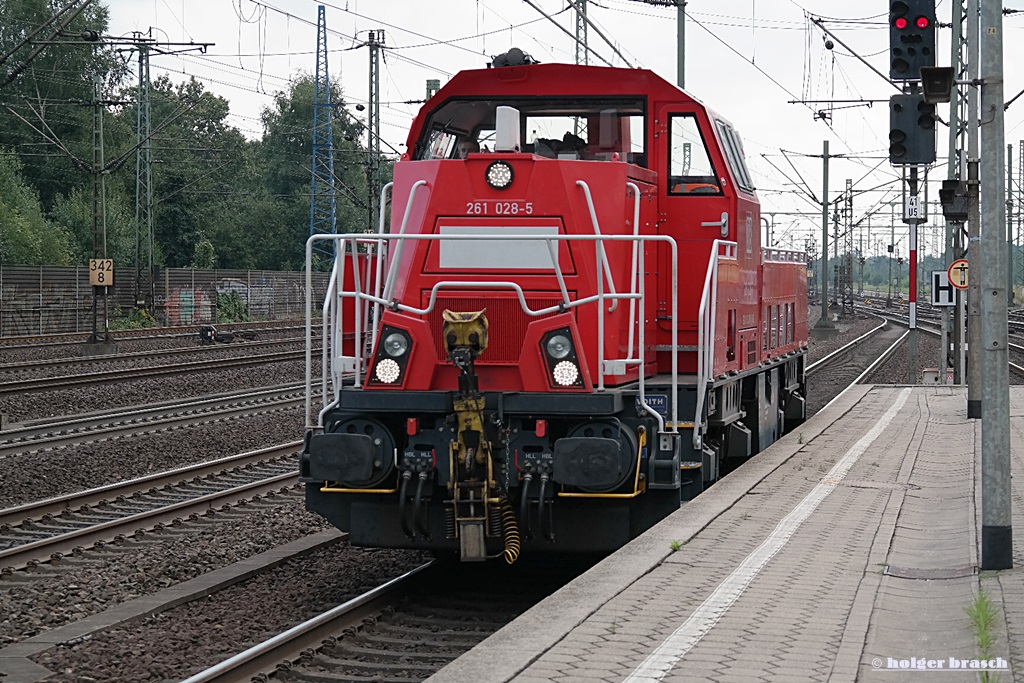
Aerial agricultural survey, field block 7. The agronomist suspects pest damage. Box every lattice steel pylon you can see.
[840,178,854,315]
[806,239,818,300]
[134,41,154,311]
[1018,140,1023,294]
[366,29,383,234]
[310,5,338,269]
[574,0,587,136]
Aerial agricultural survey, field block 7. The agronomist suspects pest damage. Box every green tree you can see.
[192,238,216,268]
[0,152,73,264]
[0,0,127,211]
[105,75,253,268]
[49,182,137,265]
[259,74,373,270]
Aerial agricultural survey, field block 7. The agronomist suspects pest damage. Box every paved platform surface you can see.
[429,386,1023,682]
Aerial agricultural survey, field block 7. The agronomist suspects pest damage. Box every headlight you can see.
[375,358,401,383]
[486,161,514,190]
[552,360,579,386]
[383,332,409,357]
[546,334,572,359]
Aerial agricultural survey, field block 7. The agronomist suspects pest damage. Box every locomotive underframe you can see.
[301,350,806,558]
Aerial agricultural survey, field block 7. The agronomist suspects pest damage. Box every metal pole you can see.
[979,0,1012,570]
[1009,143,1015,306]
[944,0,964,384]
[676,1,685,89]
[816,140,833,328]
[909,167,918,384]
[966,0,982,418]
[889,205,895,305]
[832,207,840,310]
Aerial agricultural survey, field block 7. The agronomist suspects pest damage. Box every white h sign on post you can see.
[932,271,955,307]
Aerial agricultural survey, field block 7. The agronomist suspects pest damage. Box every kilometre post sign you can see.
[89,259,114,287]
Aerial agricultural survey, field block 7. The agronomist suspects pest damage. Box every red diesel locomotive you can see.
[301,49,808,562]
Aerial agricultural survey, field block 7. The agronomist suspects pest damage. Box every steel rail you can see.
[6,383,304,433]
[844,308,1024,379]
[0,469,299,569]
[0,338,305,372]
[0,389,304,457]
[0,441,301,528]
[0,349,310,395]
[0,320,312,350]
[180,562,436,683]
[816,330,910,415]
[806,317,888,377]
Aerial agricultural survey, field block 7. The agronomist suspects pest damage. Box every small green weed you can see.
[965,589,1002,683]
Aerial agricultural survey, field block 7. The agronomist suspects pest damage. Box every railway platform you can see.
[429,385,1024,682]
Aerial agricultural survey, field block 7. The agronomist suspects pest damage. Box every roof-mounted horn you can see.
[488,48,538,68]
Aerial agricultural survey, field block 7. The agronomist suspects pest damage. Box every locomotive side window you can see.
[668,115,721,195]
[424,128,459,160]
[715,120,755,193]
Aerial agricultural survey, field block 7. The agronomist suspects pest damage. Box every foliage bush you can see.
[217,291,250,323]
[108,306,157,330]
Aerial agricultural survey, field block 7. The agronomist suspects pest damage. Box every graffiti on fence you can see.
[216,278,274,318]
[164,287,214,325]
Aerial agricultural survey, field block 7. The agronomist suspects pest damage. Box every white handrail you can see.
[369,182,394,355]
[381,180,429,302]
[575,180,618,312]
[308,231,680,433]
[625,182,642,360]
[693,240,738,449]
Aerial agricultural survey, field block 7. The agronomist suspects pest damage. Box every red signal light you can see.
[916,16,929,29]
[894,17,908,29]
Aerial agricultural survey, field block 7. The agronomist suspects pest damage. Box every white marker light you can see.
[375,358,401,383]
[553,360,579,386]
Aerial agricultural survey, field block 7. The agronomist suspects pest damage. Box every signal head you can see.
[889,0,936,80]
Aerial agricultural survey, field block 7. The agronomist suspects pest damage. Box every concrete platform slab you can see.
[428,387,1023,682]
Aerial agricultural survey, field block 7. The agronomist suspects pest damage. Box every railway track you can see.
[804,315,908,415]
[0,337,304,376]
[181,556,594,683]
[856,304,1024,379]
[0,442,301,569]
[0,384,305,455]
[0,321,311,352]
[0,349,309,396]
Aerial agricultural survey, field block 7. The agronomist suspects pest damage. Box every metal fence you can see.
[0,265,330,336]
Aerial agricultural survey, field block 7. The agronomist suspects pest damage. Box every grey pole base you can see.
[968,400,982,419]
[981,526,1013,570]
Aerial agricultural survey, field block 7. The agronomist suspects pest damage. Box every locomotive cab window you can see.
[414,97,647,166]
[715,119,755,193]
[668,114,721,196]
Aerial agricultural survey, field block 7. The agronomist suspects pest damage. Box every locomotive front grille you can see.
[428,294,566,364]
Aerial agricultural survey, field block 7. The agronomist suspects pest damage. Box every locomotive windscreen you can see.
[415,96,647,166]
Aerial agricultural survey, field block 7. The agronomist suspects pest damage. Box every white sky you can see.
[104,0,1024,256]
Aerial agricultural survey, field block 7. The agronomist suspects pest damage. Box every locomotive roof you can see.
[405,63,716,151]
[435,62,699,102]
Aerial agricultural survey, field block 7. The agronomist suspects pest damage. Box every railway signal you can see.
[889,93,936,165]
[889,0,936,80]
